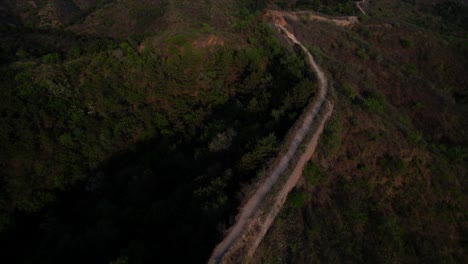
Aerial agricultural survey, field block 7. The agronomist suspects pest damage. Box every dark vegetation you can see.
[0,1,319,262]
[272,0,358,15]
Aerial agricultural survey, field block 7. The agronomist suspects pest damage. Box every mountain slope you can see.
[254,0,468,263]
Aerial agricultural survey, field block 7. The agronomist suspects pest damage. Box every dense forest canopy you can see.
[0,1,320,262]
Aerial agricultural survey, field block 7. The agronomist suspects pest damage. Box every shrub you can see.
[322,117,342,152]
[208,129,237,152]
[359,14,370,22]
[377,155,406,174]
[200,23,214,34]
[303,161,326,185]
[356,47,369,60]
[66,46,81,59]
[408,130,423,144]
[238,134,277,173]
[59,133,74,147]
[288,191,312,209]
[110,257,128,264]
[363,92,385,113]
[342,82,357,100]
[170,34,189,46]
[16,48,29,59]
[399,38,414,48]
[401,63,417,77]
[42,53,61,64]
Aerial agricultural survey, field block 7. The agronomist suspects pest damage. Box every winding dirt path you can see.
[208,13,331,264]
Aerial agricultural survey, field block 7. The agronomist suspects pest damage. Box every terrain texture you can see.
[0,0,467,264]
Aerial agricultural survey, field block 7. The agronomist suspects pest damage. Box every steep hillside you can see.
[4,0,247,37]
[254,0,468,263]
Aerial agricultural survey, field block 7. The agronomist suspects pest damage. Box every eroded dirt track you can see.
[267,10,358,27]
[208,12,332,264]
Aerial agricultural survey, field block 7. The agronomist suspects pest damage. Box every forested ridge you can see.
[0,2,319,261]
